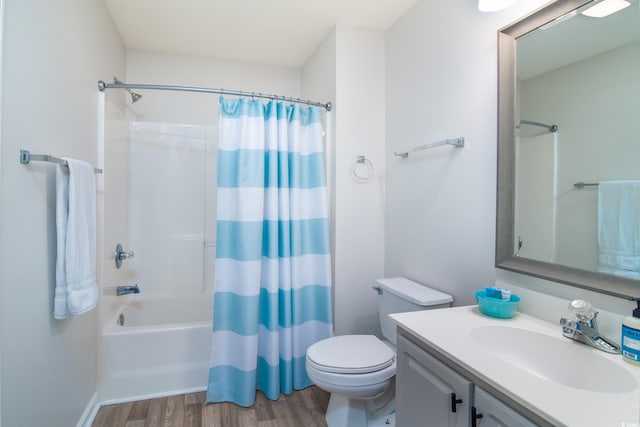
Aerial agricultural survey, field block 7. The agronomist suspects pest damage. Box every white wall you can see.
[333,26,386,335]
[0,0,125,425]
[125,50,301,126]
[0,0,5,423]
[385,0,548,306]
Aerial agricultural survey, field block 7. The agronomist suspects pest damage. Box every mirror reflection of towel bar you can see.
[518,120,558,133]
[574,182,599,189]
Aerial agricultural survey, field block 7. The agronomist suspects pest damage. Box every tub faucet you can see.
[560,299,620,354]
[116,284,140,296]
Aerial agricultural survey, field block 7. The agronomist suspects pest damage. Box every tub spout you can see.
[116,284,140,296]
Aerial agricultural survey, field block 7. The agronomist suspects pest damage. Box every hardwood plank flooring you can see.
[93,387,330,427]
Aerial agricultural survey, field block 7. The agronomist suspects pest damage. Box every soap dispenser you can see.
[621,301,640,365]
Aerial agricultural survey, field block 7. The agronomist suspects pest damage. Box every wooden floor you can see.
[92,386,330,427]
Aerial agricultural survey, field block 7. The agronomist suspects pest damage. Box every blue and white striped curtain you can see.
[206,97,333,407]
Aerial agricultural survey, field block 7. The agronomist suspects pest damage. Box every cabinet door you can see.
[473,387,537,427]
[396,334,472,427]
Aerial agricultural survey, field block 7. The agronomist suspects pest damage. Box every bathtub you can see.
[100,296,213,404]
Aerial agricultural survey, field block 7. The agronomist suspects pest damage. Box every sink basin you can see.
[472,325,638,393]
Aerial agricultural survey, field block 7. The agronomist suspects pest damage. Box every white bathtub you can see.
[100,296,213,404]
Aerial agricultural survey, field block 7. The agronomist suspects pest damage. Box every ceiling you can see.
[104,0,418,68]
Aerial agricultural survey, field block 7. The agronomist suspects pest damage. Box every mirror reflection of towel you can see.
[597,180,640,280]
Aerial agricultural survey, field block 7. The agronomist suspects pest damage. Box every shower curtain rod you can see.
[518,119,558,133]
[98,80,332,111]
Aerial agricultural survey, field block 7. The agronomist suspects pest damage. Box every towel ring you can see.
[351,155,374,184]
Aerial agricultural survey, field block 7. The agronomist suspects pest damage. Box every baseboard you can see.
[77,392,100,427]
[83,384,208,423]
[98,385,207,407]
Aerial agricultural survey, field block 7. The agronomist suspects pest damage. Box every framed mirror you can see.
[496,0,640,300]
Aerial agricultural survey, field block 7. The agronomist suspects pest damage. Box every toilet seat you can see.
[306,335,396,395]
[307,335,395,373]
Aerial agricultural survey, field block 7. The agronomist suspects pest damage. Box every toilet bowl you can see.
[306,277,453,427]
[307,334,397,426]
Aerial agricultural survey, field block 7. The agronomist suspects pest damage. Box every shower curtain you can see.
[206,97,333,407]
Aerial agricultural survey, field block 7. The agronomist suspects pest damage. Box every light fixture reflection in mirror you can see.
[479,0,520,12]
[582,0,630,17]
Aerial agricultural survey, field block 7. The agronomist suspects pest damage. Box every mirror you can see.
[496,0,640,300]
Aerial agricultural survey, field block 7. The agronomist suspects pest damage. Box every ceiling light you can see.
[478,0,520,12]
[582,0,630,17]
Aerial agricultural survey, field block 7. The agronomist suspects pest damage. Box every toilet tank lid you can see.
[376,277,453,306]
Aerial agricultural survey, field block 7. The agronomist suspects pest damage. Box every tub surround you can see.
[391,306,639,426]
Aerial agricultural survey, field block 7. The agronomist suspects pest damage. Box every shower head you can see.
[113,78,142,104]
[130,91,142,103]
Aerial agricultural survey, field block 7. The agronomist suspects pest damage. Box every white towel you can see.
[597,180,640,280]
[54,158,98,319]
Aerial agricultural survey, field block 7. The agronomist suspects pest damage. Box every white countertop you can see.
[391,305,640,427]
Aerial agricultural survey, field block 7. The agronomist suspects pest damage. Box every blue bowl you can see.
[474,290,520,319]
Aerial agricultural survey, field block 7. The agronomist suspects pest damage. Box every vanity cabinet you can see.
[472,387,537,427]
[397,333,538,427]
[396,333,472,427]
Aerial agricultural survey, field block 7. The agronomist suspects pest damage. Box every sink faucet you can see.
[116,284,140,296]
[560,299,620,354]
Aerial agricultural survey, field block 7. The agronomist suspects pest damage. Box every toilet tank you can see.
[376,277,453,345]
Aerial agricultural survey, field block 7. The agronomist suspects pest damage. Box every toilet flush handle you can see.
[372,286,383,295]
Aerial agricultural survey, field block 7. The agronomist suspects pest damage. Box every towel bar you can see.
[20,149,102,174]
[574,182,599,189]
[394,137,464,158]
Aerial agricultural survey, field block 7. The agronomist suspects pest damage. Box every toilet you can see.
[306,277,453,427]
